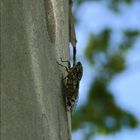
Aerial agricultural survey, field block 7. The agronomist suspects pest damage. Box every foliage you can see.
[72,0,139,139]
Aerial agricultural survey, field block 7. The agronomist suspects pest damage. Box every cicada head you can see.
[75,62,83,80]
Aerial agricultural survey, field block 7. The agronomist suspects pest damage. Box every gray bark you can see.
[1,0,70,140]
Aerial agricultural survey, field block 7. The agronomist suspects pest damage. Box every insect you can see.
[57,58,83,112]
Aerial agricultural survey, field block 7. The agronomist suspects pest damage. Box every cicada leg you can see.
[60,57,71,69]
[56,61,69,72]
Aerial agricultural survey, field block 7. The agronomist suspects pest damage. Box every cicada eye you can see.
[77,62,82,66]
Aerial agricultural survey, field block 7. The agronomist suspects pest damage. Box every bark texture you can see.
[1,0,70,140]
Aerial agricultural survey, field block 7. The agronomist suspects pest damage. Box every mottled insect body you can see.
[57,58,83,112]
[65,62,83,111]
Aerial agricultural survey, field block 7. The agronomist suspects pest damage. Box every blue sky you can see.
[72,1,140,140]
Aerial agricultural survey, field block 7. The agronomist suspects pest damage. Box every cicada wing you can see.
[72,93,79,113]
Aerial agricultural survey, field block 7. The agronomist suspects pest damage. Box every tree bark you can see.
[1,0,70,140]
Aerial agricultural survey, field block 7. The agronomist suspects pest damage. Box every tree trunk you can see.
[1,0,70,140]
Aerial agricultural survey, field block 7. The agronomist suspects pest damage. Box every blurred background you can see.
[71,0,140,140]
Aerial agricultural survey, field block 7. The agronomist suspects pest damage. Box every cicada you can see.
[57,58,83,112]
